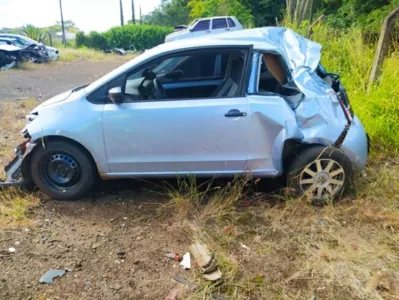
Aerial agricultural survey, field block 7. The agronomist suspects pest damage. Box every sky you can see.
[0,0,162,32]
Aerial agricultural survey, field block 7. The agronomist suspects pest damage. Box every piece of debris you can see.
[172,275,198,290]
[117,249,126,259]
[180,252,191,270]
[8,247,16,253]
[39,269,67,284]
[166,252,183,262]
[240,243,250,251]
[189,243,222,281]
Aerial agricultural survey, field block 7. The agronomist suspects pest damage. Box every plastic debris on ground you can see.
[166,252,183,262]
[39,269,67,284]
[180,252,191,270]
[189,243,222,281]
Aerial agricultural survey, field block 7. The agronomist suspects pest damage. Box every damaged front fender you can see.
[0,140,36,189]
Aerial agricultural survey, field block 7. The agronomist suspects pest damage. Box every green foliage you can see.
[143,0,191,27]
[316,0,399,32]
[17,24,48,44]
[76,25,173,51]
[85,31,109,50]
[243,0,285,27]
[188,0,254,27]
[75,31,86,48]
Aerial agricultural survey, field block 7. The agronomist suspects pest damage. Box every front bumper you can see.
[0,140,36,189]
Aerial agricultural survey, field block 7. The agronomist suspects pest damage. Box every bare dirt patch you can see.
[0,57,131,101]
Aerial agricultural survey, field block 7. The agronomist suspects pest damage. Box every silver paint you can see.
[22,27,367,179]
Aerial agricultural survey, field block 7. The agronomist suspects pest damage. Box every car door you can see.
[211,18,230,35]
[102,47,252,176]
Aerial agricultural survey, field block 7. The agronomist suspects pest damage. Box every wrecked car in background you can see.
[0,37,50,69]
[0,34,59,60]
[0,27,368,201]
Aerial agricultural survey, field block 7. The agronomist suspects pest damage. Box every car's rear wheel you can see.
[30,141,96,200]
[287,146,353,203]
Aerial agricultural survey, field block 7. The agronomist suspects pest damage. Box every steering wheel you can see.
[152,78,168,99]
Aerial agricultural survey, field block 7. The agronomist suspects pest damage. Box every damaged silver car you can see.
[0,27,368,201]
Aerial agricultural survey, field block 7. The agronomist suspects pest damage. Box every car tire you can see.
[287,146,353,203]
[30,141,96,200]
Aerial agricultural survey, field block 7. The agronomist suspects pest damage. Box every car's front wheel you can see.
[30,141,96,200]
[287,146,353,203]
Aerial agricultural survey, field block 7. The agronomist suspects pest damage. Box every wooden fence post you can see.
[368,6,399,88]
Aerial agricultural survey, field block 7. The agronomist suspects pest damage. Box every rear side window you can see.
[212,18,228,29]
[192,20,210,32]
[228,18,236,27]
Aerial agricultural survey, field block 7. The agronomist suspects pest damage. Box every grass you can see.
[12,47,137,70]
[162,158,399,299]
[58,47,137,62]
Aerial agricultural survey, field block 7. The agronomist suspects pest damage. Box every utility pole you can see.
[59,0,66,46]
[120,0,124,26]
[131,0,136,24]
[139,6,142,25]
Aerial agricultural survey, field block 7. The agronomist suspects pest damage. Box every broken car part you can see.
[39,269,67,284]
[0,139,36,189]
[189,243,222,281]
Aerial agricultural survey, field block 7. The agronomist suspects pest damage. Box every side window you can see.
[227,18,236,28]
[192,20,210,32]
[212,18,228,30]
[257,53,299,97]
[122,49,247,101]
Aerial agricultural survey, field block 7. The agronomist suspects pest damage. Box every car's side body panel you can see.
[25,91,110,175]
[102,97,250,176]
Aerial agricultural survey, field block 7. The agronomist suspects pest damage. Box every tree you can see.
[17,25,48,44]
[120,0,124,26]
[143,0,190,27]
[241,0,285,27]
[132,0,136,24]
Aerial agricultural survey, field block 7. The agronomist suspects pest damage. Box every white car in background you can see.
[0,33,59,60]
[165,16,243,43]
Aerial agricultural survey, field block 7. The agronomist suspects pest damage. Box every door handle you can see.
[225,109,247,118]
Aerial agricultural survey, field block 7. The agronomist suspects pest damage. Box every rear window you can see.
[193,20,210,32]
[212,18,228,29]
[228,18,236,27]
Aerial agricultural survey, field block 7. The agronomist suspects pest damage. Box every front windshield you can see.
[152,56,185,74]
[188,19,198,27]
[18,36,37,45]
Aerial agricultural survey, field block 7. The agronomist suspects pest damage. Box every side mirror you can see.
[108,87,123,104]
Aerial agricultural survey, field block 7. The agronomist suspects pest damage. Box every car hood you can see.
[36,85,88,109]
[45,46,58,51]
[166,29,189,38]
